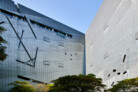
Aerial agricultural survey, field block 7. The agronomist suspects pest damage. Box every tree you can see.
[108,77,138,92]
[48,74,106,92]
[8,81,36,92]
[35,83,54,92]
[0,26,7,61]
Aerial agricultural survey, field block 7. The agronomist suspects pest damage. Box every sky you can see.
[12,0,103,33]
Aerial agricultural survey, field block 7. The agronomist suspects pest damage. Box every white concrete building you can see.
[86,0,138,88]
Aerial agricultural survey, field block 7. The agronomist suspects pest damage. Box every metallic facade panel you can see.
[0,0,85,91]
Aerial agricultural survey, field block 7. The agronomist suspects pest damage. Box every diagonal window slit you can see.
[123,55,126,63]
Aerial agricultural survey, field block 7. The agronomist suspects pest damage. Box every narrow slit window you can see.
[104,25,108,31]
[108,74,110,77]
[123,71,127,74]
[123,55,126,63]
[0,21,5,24]
[17,75,30,80]
[111,82,114,86]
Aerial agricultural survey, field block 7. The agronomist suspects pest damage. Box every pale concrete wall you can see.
[86,0,138,88]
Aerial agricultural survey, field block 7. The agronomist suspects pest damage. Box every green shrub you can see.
[9,81,36,92]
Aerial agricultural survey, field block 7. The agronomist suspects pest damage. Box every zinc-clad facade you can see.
[0,0,85,91]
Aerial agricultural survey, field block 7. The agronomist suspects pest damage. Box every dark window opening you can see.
[123,71,127,74]
[58,63,64,68]
[65,53,67,55]
[0,21,5,24]
[58,42,64,46]
[43,37,50,42]
[58,31,66,38]
[117,72,121,75]
[75,53,77,55]
[32,79,44,84]
[111,82,114,86]
[43,61,50,65]
[70,58,72,61]
[17,75,30,80]
[67,34,72,38]
[70,54,72,56]
[113,69,116,72]
[1,9,22,19]
[123,55,126,63]
[108,74,110,77]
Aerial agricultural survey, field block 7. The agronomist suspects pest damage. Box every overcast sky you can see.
[12,0,103,33]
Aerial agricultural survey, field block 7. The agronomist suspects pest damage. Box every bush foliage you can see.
[107,77,138,92]
[48,74,106,92]
[0,26,7,61]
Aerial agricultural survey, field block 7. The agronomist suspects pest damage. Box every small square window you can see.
[43,61,50,65]
[113,69,116,72]
[58,63,64,68]
[58,42,64,46]
[117,72,120,75]
[43,37,50,42]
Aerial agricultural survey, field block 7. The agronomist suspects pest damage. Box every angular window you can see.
[58,32,66,38]
[111,82,114,86]
[67,34,72,38]
[0,21,5,24]
[113,69,116,72]
[58,63,64,68]
[104,53,108,59]
[43,37,50,42]
[54,29,58,34]
[104,25,108,31]
[58,42,64,46]
[123,55,126,63]
[17,75,30,80]
[117,72,120,75]
[123,71,127,74]
[43,60,50,65]
[108,74,110,77]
